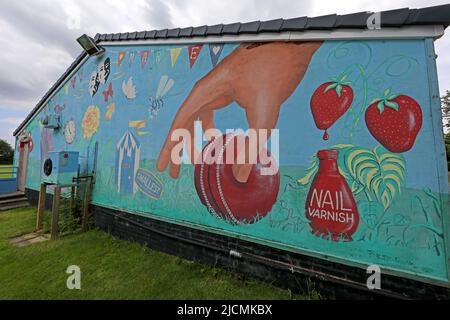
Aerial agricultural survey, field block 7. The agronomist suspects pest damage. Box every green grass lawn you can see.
[0,207,319,300]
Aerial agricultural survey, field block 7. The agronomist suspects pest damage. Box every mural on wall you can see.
[18,39,449,282]
[310,75,354,140]
[365,90,423,153]
[148,75,174,120]
[194,133,280,224]
[304,149,359,241]
[122,77,136,99]
[116,130,141,194]
[63,119,76,144]
[82,105,100,139]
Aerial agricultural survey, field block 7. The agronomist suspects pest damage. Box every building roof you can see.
[13,3,450,136]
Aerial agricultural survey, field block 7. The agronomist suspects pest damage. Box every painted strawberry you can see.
[365,89,422,153]
[310,75,354,140]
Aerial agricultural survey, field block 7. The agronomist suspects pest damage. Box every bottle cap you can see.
[317,149,338,160]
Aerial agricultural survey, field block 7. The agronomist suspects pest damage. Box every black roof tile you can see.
[239,21,260,34]
[336,12,371,28]
[13,4,450,136]
[167,28,181,38]
[192,25,207,36]
[155,29,168,38]
[405,4,450,26]
[206,24,223,35]
[281,17,307,31]
[222,22,241,34]
[306,14,337,29]
[380,8,410,27]
[258,19,283,32]
[136,31,146,39]
[179,27,193,37]
[145,30,157,39]
[128,31,137,40]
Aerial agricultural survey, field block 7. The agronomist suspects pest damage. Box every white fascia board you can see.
[98,25,445,47]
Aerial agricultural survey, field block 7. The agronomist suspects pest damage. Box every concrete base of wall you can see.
[25,188,450,300]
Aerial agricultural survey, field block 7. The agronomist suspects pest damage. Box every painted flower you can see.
[82,105,100,138]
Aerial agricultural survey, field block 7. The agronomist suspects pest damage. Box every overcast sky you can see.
[0,0,449,145]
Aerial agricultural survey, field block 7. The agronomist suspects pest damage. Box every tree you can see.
[442,90,450,131]
[445,133,450,171]
[0,139,14,164]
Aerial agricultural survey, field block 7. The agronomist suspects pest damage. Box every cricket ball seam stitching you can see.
[200,140,220,219]
[216,134,240,225]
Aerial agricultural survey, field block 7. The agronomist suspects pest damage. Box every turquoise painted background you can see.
[17,39,450,283]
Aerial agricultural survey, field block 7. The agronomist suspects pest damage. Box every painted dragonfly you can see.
[148,75,175,120]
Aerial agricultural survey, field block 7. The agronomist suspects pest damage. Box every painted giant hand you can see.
[157,41,322,224]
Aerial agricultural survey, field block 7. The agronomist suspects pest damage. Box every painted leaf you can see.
[297,157,318,185]
[345,145,406,209]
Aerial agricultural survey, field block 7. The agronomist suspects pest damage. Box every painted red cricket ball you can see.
[194,134,280,224]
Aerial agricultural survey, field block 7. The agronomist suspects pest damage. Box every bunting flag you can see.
[78,69,84,83]
[129,51,136,66]
[155,49,163,65]
[118,51,126,66]
[170,48,182,67]
[103,82,113,102]
[209,44,224,67]
[140,50,149,68]
[188,45,203,68]
[129,120,149,135]
[129,120,146,129]
[71,76,77,88]
[64,84,69,95]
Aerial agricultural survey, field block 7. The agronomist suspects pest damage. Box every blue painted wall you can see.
[16,39,450,284]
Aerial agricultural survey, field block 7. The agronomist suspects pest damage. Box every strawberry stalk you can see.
[370,88,400,113]
[324,74,351,98]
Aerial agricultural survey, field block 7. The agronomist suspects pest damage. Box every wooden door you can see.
[17,144,29,192]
